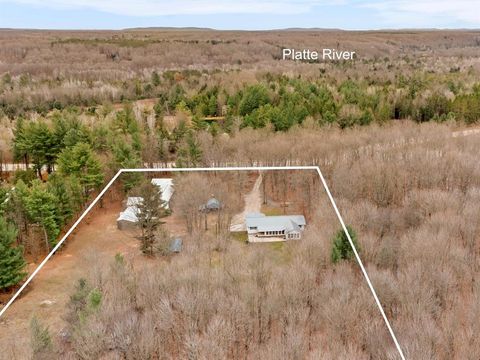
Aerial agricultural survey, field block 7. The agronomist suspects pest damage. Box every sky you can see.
[0,0,479,30]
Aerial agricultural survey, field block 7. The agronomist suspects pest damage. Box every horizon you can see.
[1,0,479,30]
[0,26,479,32]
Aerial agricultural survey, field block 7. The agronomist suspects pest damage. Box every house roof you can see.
[126,197,143,207]
[151,178,174,207]
[169,238,183,252]
[206,197,221,209]
[117,206,140,223]
[245,213,306,233]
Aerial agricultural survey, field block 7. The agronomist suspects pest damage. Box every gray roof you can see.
[245,213,306,233]
[169,238,183,253]
[206,198,221,209]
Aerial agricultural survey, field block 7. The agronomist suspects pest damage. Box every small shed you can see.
[151,178,174,209]
[206,198,221,210]
[169,238,183,253]
[200,197,221,212]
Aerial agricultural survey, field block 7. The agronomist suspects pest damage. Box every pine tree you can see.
[136,181,166,255]
[57,142,104,198]
[24,180,60,250]
[111,140,142,192]
[24,121,58,176]
[331,225,360,264]
[47,174,75,227]
[0,217,27,290]
[176,131,202,168]
[12,117,29,168]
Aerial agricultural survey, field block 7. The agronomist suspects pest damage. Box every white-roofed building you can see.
[126,197,143,207]
[117,178,174,230]
[245,212,306,242]
[151,178,174,209]
[117,206,140,230]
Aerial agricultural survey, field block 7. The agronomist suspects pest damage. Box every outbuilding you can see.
[200,197,221,212]
[169,238,183,253]
[151,178,174,209]
[117,206,140,230]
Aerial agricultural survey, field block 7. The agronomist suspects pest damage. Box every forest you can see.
[0,29,480,359]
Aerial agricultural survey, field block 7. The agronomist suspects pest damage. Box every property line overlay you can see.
[0,166,406,360]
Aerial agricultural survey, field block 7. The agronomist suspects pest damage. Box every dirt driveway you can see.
[230,172,262,232]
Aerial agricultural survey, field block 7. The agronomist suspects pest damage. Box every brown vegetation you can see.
[1,28,480,359]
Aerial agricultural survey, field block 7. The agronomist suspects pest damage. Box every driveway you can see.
[230,173,263,232]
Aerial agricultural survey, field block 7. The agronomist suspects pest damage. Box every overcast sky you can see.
[0,0,479,30]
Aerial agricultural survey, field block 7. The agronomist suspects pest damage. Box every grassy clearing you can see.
[261,205,284,216]
[230,231,248,244]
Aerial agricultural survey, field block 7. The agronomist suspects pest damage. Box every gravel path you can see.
[230,173,263,232]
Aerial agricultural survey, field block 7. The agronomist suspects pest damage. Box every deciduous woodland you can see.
[0,29,480,359]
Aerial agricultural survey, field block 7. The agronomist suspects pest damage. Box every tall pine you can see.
[136,181,166,255]
[0,217,27,290]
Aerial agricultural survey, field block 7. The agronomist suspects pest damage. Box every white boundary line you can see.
[0,166,406,360]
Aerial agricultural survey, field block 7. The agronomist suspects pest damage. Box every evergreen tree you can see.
[57,142,104,198]
[24,180,60,249]
[331,225,360,263]
[0,217,27,290]
[151,71,161,86]
[175,130,202,168]
[47,174,76,226]
[113,104,139,136]
[111,140,142,192]
[0,186,8,216]
[24,121,58,176]
[238,84,270,116]
[136,181,167,255]
[12,117,29,167]
[30,316,53,359]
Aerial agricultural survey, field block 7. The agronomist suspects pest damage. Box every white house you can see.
[245,212,306,242]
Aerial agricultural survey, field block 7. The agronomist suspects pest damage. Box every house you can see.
[199,197,221,212]
[245,212,306,242]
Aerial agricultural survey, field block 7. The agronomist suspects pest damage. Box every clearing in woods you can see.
[0,193,185,357]
[0,167,405,360]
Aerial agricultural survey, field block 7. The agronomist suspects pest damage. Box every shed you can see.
[117,206,140,230]
[151,178,174,208]
[206,198,221,210]
[126,197,143,207]
[200,197,221,212]
[169,238,183,253]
